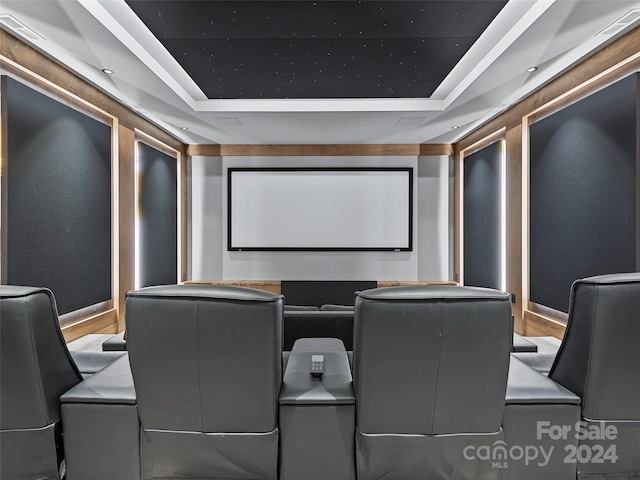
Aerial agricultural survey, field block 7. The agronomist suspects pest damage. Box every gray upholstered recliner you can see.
[0,286,80,480]
[0,286,124,480]
[352,285,513,480]
[545,273,640,478]
[125,284,284,480]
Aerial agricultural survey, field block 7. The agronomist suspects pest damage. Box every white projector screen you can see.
[228,168,413,251]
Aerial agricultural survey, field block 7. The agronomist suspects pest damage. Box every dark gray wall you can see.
[529,74,638,313]
[464,141,502,290]
[4,76,112,315]
[281,280,377,306]
[138,142,177,287]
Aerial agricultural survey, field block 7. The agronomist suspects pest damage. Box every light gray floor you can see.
[67,334,113,352]
[525,336,562,354]
[69,333,562,354]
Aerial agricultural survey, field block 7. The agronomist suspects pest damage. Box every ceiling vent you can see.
[396,116,428,127]
[596,9,640,37]
[213,117,243,127]
[0,14,45,42]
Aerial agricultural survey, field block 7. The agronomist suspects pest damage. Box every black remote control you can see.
[310,354,325,376]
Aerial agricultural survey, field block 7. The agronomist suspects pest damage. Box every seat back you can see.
[353,285,512,480]
[550,273,640,418]
[126,284,284,480]
[0,286,81,480]
[549,273,640,475]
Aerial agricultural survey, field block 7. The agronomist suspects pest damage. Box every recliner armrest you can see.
[61,354,135,404]
[280,338,354,405]
[512,333,537,352]
[506,355,579,405]
[278,338,356,480]
[69,350,127,376]
[511,352,556,375]
[61,354,139,480]
[501,356,580,480]
[101,331,127,351]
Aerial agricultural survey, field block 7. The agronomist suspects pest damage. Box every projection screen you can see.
[228,168,413,251]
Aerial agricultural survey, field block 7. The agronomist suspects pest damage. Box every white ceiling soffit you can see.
[79,0,552,113]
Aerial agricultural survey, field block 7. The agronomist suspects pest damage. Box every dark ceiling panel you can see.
[126,0,507,99]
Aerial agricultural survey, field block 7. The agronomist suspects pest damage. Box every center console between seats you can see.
[501,356,580,480]
[61,354,140,480]
[279,338,356,480]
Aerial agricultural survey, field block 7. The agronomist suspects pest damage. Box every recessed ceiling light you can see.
[527,66,538,73]
[101,68,114,75]
[451,126,460,130]
[180,126,189,130]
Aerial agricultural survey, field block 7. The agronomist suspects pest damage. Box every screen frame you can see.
[227,167,413,252]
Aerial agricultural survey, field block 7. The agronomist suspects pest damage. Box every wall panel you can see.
[2,29,188,336]
[463,141,503,290]
[505,125,523,332]
[454,27,640,337]
[3,76,112,315]
[138,142,178,287]
[118,125,136,331]
[529,74,637,313]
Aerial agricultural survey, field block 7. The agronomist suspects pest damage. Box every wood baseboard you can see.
[523,310,566,339]
[61,309,118,342]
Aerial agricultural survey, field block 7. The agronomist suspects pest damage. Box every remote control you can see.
[310,354,325,376]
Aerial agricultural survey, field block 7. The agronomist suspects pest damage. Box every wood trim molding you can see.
[183,280,282,294]
[419,144,453,156]
[187,144,221,157]
[377,280,458,287]
[135,129,184,158]
[222,144,422,156]
[637,74,640,272]
[188,144,453,157]
[179,151,188,282]
[523,309,566,339]
[453,150,462,285]
[528,301,569,324]
[118,125,136,332]
[219,144,421,156]
[1,78,8,283]
[454,128,506,157]
[183,279,459,294]
[505,125,523,333]
[62,309,118,343]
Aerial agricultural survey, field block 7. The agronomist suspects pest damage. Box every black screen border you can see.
[227,167,414,252]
